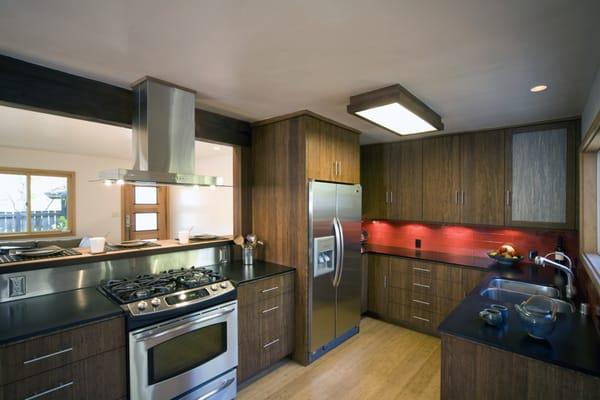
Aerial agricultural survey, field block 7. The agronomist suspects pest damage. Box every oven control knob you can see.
[137,301,148,311]
[150,298,161,307]
[220,282,228,289]
[210,284,218,291]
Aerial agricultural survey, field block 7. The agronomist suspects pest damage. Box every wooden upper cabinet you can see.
[505,121,577,229]
[460,130,505,226]
[305,116,360,184]
[361,144,388,219]
[388,140,423,221]
[334,126,361,184]
[422,135,461,223]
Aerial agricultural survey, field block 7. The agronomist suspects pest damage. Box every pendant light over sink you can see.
[347,84,443,136]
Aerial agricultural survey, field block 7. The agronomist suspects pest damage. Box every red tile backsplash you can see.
[363,219,578,261]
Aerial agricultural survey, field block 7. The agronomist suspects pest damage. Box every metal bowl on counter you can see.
[514,295,557,340]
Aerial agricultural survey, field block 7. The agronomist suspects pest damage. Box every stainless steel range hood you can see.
[98,77,223,186]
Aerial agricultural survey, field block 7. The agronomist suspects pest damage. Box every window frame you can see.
[0,167,76,239]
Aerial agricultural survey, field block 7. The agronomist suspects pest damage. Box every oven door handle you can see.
[135,307,235,344]
[196,377,235,400]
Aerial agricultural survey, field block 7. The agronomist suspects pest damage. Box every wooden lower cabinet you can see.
[0,316,126,400]
[0,347,126,400]
[367,253,487,335]
[441,334,600,400]
[237,272,295,382]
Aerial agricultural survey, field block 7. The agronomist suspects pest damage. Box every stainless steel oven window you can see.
[129,301,238,400]
[147,321,227,384]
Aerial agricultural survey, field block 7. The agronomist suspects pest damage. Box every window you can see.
[0,167,75,238]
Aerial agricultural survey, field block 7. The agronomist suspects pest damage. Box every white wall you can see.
[582,66,600,137]
[169,145,234,237]
[0,146,128,243]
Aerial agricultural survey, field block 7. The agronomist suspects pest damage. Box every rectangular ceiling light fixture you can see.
[347,84,443,135]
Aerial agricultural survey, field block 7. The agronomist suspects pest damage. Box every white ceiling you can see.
[0,105,228,161]
[0,0,599,144]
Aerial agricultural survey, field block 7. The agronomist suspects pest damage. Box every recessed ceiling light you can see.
[347,84,443,136]
[213,146,221,150]
[530,84,548,93]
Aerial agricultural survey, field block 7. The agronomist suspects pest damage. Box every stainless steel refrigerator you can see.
[309,181,362,362]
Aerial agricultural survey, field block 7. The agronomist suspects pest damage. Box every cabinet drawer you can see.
[1,347,126,400]
[0,316,124,385]
[412,262,462,285]
[408,307,434,330]
[238,272,294,304]
[411,279,463,301]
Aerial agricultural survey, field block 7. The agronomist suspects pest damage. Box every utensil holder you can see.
[243,247,253,265]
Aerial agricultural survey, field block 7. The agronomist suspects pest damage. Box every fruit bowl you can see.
[487,251,523,266]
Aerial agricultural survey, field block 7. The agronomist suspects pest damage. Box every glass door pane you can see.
[134,186,158,205]
[135,212,158,231]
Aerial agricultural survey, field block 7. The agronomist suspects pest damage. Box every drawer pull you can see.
[412,299,430,306]
[263,338,280,349]
[23,347,73,365]
[262,306,280,314]
[412,315,430,323]
[261,286,279,293]
[413,267,430,273]
[24,381,74,400]
[413,283,430,289]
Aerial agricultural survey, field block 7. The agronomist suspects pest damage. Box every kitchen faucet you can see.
[534,252,575,299]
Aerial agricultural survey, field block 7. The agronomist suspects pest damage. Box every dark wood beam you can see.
[0,54,251,146]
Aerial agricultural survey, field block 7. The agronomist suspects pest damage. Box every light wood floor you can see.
[237,317,441,400]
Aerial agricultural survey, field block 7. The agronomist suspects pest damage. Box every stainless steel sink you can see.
[480,278,575,313]
[486,278,560,298]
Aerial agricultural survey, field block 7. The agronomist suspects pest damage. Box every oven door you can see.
[129,300,238,400]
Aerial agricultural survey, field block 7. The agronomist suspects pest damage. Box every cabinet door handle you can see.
[413,283,430,289]
[262,306,279,314]
[263,338,280,349]
[261,286,279,293]
[412,267,430,273]
[389,191,393,204]
[412,299,431,306]
[412,315,430,323]
[383,275,388,289]
[456,191,460,204]
[506,190,511,206]
[338,161,342,176]
[24,347,73,365]
[24,381,74,400]
[461,191,465,204]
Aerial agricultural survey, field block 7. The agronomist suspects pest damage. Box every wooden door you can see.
[422,135,461,223]
[460,131,505,225]
[360,144,388,219]
[505,121,577,229]
[305,116,335,182]
[121,185,169,240]
[334,127,360,184]
[367,254,389,317]
[387,141,423,221]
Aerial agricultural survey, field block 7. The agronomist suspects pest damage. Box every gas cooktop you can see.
[100,266,225,304]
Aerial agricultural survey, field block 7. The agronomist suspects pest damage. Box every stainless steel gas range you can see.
[99,266,238,400]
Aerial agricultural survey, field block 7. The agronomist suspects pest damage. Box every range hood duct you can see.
[98,77,223,186]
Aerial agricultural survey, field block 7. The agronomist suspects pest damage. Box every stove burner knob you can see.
[220,282,228,289]
[150,298,161,307]
[137,301,148,311]
[210,284,218,291]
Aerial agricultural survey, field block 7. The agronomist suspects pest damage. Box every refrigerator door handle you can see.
[332,217,341,287]
[333,217,345,288]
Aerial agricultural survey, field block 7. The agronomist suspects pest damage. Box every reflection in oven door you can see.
[129,301,238,400]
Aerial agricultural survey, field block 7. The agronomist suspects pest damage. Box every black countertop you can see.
[365,244,600,377]
[211,260,295,285]
[0,287,123,345]
[364,244,493,269]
